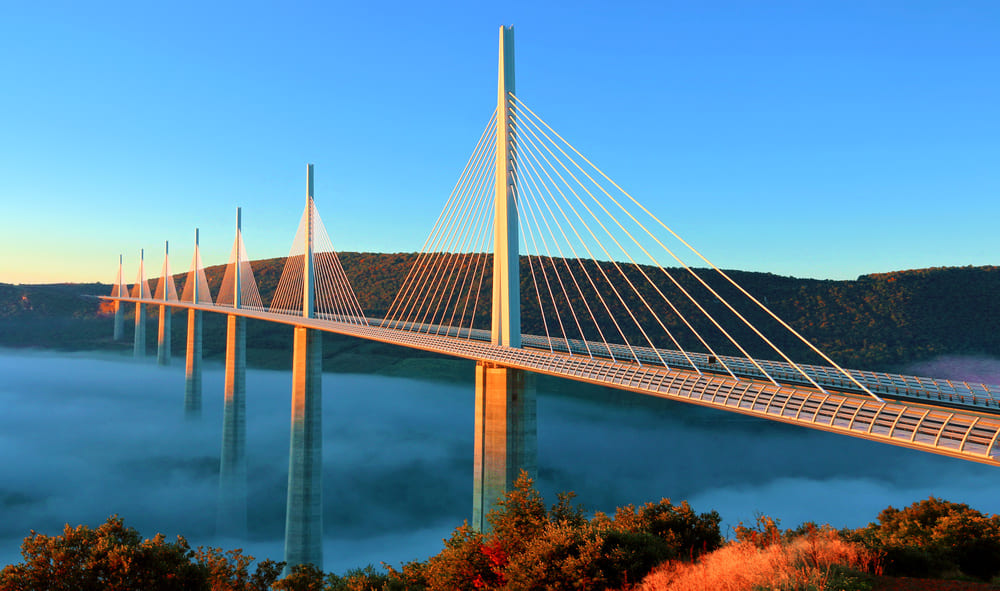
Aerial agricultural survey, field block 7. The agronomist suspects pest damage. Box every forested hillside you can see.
[2,256,998,373]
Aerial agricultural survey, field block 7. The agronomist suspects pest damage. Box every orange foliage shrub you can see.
[637,529,878,591]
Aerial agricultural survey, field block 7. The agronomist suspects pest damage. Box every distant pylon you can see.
[268,169,367,324]
[181,228,213,305]
[184,229,203,419]
[133,249,150,358]
[112,254,125,341]
[219,210,248,538]
[217,208,265,310]
[156,240,177,366]
[284,163,324,573]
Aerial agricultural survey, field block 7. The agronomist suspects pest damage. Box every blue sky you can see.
[1,1,997,284]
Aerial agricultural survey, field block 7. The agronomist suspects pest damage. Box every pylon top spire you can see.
[155,240,179,301]
[193,229,200,304]
[132,248,151,299]
[304,163,316,319]
[235,208,242,309]
[492,25,520,347]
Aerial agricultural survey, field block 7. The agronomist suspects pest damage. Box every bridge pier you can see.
[284,326,324,573]
[157,305,171,366]
[218,314,247,538]
[184,309,202,418]
[133,302,146,358]
[113,301,124,341]
[473,361,536,531]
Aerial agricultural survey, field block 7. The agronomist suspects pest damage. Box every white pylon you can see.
[492,24,520,348]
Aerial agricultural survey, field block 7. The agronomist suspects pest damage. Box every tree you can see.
[848,497,1000,580]
[0,516,206,591]
[0,515,284,591]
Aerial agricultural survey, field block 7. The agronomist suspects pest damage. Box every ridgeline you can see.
[2,255,998,375]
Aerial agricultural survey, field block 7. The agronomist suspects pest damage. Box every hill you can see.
[1,256,998,373]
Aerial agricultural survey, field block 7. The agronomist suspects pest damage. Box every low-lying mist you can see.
[1,348,998,574]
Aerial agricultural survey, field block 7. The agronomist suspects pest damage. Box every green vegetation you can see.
[0,515,282,591]
[6,483,1000,590]
[845,497,1000,581]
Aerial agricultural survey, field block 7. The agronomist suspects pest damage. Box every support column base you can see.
[284,326,323,573]
[184,309,202,418]
[472,361,536,532]
[218,314,247,538]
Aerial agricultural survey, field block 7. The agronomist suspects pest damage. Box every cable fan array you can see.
[216,227,265,311]
[154,246,179,302]
[180,245,213,305]
[382,111,499,339]
[107,92,874,398]
[385,93,876,397]
[115,200,366,328]
[269,200,367,324]
[130,254,152,299]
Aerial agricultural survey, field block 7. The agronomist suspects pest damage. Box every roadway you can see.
[104,296,1000,466]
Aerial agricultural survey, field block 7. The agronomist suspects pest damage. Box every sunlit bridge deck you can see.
[368,317,1000,410]
[107,296,1000,466]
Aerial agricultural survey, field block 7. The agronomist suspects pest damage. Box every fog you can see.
[2,348,999,573]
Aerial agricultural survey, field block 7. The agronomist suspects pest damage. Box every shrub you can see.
[637,528,878,591]
[384,472,723,590]
[0,515,283,591]
[847,497,1000,580]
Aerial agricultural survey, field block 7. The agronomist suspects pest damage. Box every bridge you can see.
[102,26,1000,574]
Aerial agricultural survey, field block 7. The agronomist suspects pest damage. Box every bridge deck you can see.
[107,297,1000,466]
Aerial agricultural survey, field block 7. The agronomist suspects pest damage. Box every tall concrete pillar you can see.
[284,164,323,572]
[284,326,323,572]
[184,308,202,418]
[133,302,146,358]
[113,301,124,341]
[218,314,247,537]
[134,249,147,358]
[157,305,171,366]
[185,228,204,417]
[472,361,536,531]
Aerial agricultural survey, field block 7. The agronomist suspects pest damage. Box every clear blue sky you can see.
[1,1,997,284]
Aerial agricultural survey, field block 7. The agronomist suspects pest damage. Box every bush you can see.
[384,471,723,590]
[0,515,283,591]
[637,528,877,591]
[847,497,1000,580]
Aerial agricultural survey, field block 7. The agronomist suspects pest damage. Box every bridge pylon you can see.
[112,254,125,341]
[218,208,248,539]
[284,163,324,573]
[132,249,150,358]
[183,229,206,418]
[472,25,538,532]
[492,25,520,349]
[156,240,177,366]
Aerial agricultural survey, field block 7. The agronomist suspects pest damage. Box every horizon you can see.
[5,255,1000,288]
[2,2,998,284]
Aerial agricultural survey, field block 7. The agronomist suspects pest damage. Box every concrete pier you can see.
[113,302,124,341]
[284,326,323,572]
[472,361,536,531]
[218,314,247,538]
[133,302,146,358]
[157,305,171,366]
[184,309,202,418]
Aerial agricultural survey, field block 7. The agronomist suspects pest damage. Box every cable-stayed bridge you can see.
[102,26,1000,573]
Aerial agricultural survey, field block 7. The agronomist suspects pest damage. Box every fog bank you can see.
[1,349,998,573]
